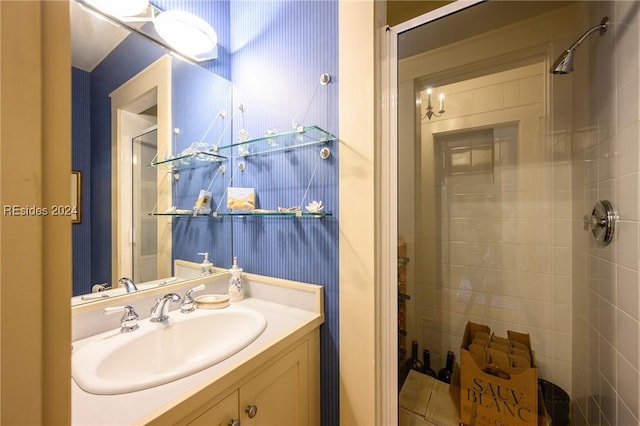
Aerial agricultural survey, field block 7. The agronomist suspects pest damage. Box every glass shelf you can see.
[150,211,332,218]
[218,125,336,157]
[149,125,334,168]
[150,150,227,169]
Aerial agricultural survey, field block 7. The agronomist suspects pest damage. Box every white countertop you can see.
[72,296,322,425]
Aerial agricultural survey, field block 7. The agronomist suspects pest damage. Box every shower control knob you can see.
[582,214,600,231]
[245,405,258,418]
[583,200,618,245]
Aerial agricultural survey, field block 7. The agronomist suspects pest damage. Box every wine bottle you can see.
[422,349,436,378]
[405,340,424,375]
[437,351,455,383]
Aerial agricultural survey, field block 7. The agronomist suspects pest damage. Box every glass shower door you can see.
[132,128,158,283]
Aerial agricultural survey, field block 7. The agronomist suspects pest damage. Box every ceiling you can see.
[70,0,130,72]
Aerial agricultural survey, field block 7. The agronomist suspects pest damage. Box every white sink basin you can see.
[72,305,267,394]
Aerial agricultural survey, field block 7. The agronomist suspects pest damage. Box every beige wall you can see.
[0,1,71,425]
[339,1,377,424]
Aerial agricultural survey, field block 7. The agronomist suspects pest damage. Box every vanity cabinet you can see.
[239,339,309,426]
[189,390,239,426]
[174,329,318,426]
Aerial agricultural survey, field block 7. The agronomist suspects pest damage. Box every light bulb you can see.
[154,11,218,58]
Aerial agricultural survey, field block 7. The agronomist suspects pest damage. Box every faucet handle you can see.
[104,305,139,333]
[181,284,206,313]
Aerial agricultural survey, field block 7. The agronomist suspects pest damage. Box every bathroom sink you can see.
[72,305,267,394]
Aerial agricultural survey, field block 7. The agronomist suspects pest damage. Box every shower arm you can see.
[565,17,609,53]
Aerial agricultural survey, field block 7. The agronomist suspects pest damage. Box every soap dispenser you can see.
[198,252,214,276]
[228,256,244,301]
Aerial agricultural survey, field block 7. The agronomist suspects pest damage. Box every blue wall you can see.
[229,1,339,424]
[72,67,92,296]
[170,58,233,268]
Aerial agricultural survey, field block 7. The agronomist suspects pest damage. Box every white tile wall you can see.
[571,2,640,425]
[411,63,574,387]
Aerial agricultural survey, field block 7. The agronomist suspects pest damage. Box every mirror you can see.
[71,0,233,304]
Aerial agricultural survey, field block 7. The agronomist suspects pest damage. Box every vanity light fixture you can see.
[422,88,445,121]
[84,0,149,17]
[153,10,218,61]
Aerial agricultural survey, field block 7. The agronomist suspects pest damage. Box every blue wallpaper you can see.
[71,67,92,296]
[170,58,233,268]
[229,1,339,424]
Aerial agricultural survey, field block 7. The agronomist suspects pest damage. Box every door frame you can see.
[110,55,172,283]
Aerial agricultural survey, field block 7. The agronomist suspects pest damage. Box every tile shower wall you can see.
[571,2,640,425]
[413,62,573,393]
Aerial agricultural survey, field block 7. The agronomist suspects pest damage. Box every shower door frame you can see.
[379,1,484,424]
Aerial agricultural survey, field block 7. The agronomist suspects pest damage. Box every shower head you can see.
[552,16,609,74]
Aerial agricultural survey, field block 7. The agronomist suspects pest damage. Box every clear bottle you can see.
[228,256,244,301]
[422,349,437,378]
[437,351,455,384]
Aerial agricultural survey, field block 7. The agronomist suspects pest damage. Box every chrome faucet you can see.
[104,305,139,333]
[150,293,181,322]
[119,277,138,293]
[181,284,206,313]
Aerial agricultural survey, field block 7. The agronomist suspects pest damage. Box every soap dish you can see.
[195,294,230,309]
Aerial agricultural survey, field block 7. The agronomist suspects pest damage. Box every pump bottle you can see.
[228,256,244,301]
[198,252,213,276]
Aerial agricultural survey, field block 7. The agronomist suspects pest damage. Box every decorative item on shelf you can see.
[227,187,256,211]
[305,200,324,213]
[421,88,445,121]
[193,189,212,215]
[278,206,302,214]
[265,128,279,146]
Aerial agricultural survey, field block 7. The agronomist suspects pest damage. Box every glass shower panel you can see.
[132,128,158,283]
[397,0,576,405]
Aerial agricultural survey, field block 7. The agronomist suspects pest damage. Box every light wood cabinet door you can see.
[188,390,239,426]
[239,341,309,426]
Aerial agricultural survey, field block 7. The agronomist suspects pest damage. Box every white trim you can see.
[391,0,486,34]
[377,24,399,426]
[110,55,172,284]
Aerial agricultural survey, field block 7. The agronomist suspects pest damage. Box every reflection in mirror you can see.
[71,0,232,303]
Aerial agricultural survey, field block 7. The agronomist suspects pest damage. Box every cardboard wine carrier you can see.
[460,321,549,426]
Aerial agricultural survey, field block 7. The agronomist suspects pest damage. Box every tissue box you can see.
[459,321,549,426]
[227,187,255,210]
